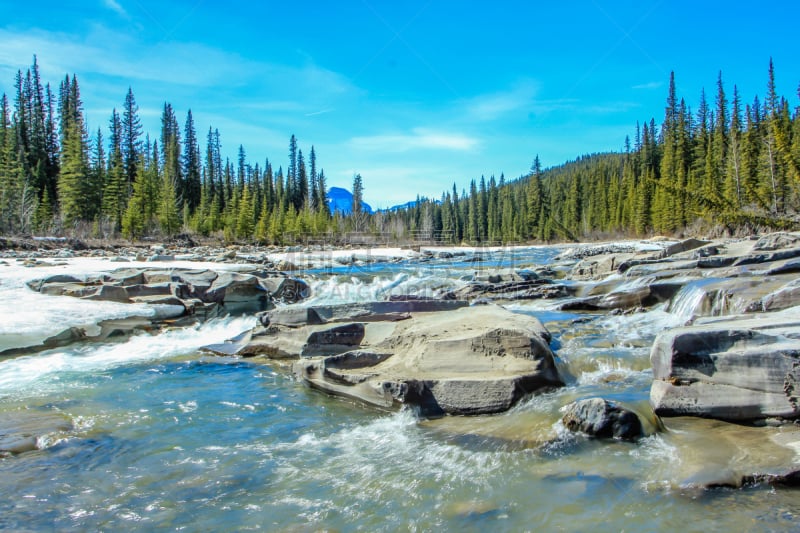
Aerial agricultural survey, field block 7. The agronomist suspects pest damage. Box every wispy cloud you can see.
[462,80,539,121]
[102,0,129,19]
[305,109,333,117]
[349,128,479,153]
[632,81,662,90]
[0,27,357,97]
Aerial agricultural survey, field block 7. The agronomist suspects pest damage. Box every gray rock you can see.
[660,238,709,258]
[650,310,800,421]
[146,254,175,262]
[205,271,267,303]
[446,279,572,302]
[81,284,130,303]
[262,299,469,328]
[293,305,563,416]
[762,279,800,312]
[303,323,365,356]
[560,282,681,312]
[753,232,800,251]
[561,398,645,441]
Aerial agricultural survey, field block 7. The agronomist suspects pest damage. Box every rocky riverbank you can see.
[8,232,800,487]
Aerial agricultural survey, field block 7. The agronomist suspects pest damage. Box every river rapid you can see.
[1,247,798,531]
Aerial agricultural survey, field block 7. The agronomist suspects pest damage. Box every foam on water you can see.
[304,272,464,304]
[0,257,247,351]
[0,315,255,399]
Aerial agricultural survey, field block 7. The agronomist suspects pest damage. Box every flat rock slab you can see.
[261,299,468,328]
[293,305,563,416]
[650,307,800,421]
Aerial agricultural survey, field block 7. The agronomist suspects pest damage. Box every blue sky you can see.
[1,1,798,207]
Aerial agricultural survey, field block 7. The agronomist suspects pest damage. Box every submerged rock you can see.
[0,410,73,455]
[561,398,646,441]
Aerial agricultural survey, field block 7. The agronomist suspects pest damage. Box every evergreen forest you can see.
[1,56,799,244]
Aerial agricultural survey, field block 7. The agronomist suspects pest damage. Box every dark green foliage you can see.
[2,57,799,242]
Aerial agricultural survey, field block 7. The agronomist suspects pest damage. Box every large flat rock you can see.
[292,305,563,416]
[650,307,800,421]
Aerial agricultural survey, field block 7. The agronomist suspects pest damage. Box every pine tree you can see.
[57,75,89,227]
[157,167,181,236]
[182,109,201,212]
[121,87,142,191]
[102,109,126,229]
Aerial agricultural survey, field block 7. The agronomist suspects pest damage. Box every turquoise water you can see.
[1,250,799,531]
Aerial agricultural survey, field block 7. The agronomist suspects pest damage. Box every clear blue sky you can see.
[1,1,798,207]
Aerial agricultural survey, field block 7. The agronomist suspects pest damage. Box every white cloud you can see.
[102,0,129,19]
[0,27,357,96]
[632,81,662,90]
[462,80,539,121]
[348,128,479,153]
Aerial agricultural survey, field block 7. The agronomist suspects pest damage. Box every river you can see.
[1,247,798,531]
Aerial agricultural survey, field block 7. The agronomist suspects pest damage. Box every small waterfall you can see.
[668,281,714,324]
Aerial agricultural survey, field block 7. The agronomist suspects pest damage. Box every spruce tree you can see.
[121,87,142,191]
[182,110,201,212]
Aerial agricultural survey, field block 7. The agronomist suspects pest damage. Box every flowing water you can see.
[1,251,799,531]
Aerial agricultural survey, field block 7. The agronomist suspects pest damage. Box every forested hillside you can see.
[381,62,800,243]
[1,57,798,244]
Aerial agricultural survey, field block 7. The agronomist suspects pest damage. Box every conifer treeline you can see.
[0,57,336,242]
[1,57,798,243]
[377,60,800,243]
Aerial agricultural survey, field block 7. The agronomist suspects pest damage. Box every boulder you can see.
[753,232,800,251]
[660,238,709,258]
[650,309,800,421]
[293,305,563,416]
[257,275,309,304]
[561,398,645,441]
[205,271,267,304]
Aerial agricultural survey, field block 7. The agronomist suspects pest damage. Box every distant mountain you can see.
[326,187,373,215]
[384,198,440,212]
[385,200,419,212]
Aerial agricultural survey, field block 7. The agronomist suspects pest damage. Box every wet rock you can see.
[668,277,792,318]
[650,309,800,421]
[561,398,646,441]
[445,279,572,302]
[0,410,73,455]
[293,305,563,416]
[560,282,681,312]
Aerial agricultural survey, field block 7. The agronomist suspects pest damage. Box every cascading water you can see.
[667,279,719,324]
[0,252,798,531]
